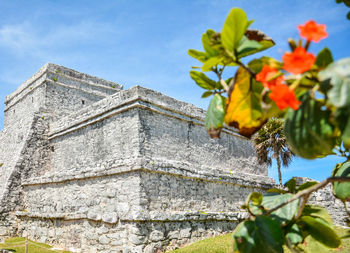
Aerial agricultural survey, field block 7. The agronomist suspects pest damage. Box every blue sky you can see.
[0,0,349,183]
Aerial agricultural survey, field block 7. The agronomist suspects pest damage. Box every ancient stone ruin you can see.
[0,63,346,252]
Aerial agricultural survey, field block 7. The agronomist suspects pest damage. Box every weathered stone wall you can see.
[0,63,121,202]
[22,172,141,216]
[0,84,46,201]
[46,109,140,177]
[0,114,49,236]
[0,63,122,238]
[137,109,263,176]
[295,177,349,227]
[47,86,266,178]
[0,63,347,253]
[17,165,271,252]
[16,215,239,252]
[11,79,273,251]
[139,171,262,213]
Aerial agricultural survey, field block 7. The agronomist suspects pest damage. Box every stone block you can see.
[99,235,110,245]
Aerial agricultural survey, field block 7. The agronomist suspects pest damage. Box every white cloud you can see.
[0,20,116,60]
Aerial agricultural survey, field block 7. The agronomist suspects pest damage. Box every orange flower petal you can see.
[282,47,316,74]
[256,65,284,90]
[269,84,301,110]
[298,20,328,43]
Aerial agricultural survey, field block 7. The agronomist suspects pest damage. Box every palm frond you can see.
[252,118,295,184]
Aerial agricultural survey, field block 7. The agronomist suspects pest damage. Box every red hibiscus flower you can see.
[269,84,301,110]
[256,65,284,90]
[298,20,328,43]
[282,47,316,74]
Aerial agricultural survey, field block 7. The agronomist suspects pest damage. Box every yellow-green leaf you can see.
[201,56,222,72]
[189,70,217,90]
[224,67,266,137]
[300,215,341,248]
[188,49,207,63]
[302,205,334,227]
[201,29,218,57]
[221,8,250,56]
[201,91,213,98]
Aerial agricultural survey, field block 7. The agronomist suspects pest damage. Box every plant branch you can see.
[285,238,299,253]
[294,194,310,220]
[265,177,350,216]
[235,60,256,78]
[304,40,311,51]
[343,201,350,217]
[213,67,229,92]
[336,147,349,158]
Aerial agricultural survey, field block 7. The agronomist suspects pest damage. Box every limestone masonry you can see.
[0,63,347,252]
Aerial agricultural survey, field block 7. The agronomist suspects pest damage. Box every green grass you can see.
[169,227,350,253]
[170,233,234,253]
[0,237,71,253]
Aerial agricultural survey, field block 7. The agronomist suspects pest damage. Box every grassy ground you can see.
[1,228,348,253]
[170,227,350,253]
[0,237,70,253]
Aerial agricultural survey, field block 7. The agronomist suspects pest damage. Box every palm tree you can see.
[252,118,294,185]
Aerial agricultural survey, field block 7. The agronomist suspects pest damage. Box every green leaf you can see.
[296,181,318,192]
[341,229,350,239]
[255,216,284,253]
[233,221,257,252]
[335,107,350,148]
[248,57,283,74]
[201,91,213,98]
[188,49,207,63]
[233,216,284,253]
[300,215,341,248]
[248,58,264,73]
[237,36,263,58]
[205,94,226,138]
[318,57,350,108]
[284,178,297,193]
[286,223,303,245]
[247,192,263,206]
[266,188,288,194]
[189,70,217,90]
[201,29,218,57]
[284,94,337,159]
[262,193,299,225]
[302,205,334,226]
[221,8,249,55]
[332,161,350,201]
[302,235,334,253]
[237,30,275,58]
[201,56,222,72]
[315,47,333,68]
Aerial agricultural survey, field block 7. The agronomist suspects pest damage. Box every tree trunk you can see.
[276,156,282,185]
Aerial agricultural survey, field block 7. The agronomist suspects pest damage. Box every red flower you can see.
[269,84,301,110]
[256,65,284,90]
[282,47,316,74]
[298,20,328,43]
